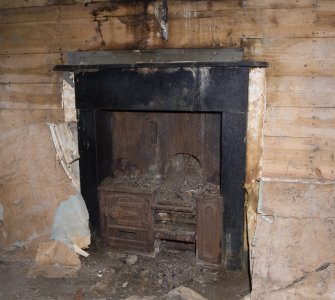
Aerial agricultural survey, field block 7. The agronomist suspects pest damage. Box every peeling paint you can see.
[244,68,266,263]
[133,67,180,74]
[198,67,210,101]
[62,74,76,122]
[48,123,80,191]
[246,68,266,182]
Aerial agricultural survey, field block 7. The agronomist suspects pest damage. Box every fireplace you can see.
[56,52,266,270]
[97,112,223,264]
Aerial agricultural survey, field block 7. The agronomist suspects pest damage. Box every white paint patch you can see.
[198,67,210,100]
[62,74,76,122]
[183,67,197,79]
[246,68,266,180]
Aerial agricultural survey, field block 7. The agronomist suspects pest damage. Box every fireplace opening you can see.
[97,111,223,263]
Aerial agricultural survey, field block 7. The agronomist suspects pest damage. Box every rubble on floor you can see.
[0,247,250,299]
[122,285,207,300]
[27,240,81,279]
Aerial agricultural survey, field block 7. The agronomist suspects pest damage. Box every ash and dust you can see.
[102,153,221,205]
[0,247,250,299]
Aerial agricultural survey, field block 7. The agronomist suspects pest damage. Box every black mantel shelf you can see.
[54,61,268,72]
[54,48,267,71]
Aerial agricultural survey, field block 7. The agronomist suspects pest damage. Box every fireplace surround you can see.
[55,50,266,270]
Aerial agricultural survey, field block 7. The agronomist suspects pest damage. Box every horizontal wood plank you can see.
[264,107,335,139]
[0,8,317,53]
[0,2,144,24]
[166,8,315,50]
[266,75,335,107]
[244,37,335,75]
[0,53,62,84]
[263,136,335,180]
[0,0,109,9]
[0,0,317,10]
[0,108,64,133]
[245,0,316,9]
[315,0,335,37]
[0,83,61,109]
[262,180,335,218]
[0,22,101,54]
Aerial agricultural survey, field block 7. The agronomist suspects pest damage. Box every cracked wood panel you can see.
[251,181,335,295]
[0,108,64,134]
[263,136,335,180]
[257,263,335,299]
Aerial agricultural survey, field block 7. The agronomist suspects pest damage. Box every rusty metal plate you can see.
[196,196,223,265]
[100,191,153,229]
[99,190,154,252]
[107,226,154,252]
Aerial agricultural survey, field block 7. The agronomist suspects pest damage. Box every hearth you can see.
[55,52,266,269]
[98,151,223,264]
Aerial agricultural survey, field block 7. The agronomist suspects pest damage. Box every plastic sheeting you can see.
[51,193,90,250]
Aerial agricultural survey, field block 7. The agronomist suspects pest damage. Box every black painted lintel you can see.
[54,61,267,72]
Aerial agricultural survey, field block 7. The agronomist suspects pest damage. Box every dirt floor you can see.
[0,245,250,300]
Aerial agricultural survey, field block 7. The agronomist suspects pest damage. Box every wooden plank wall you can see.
[0,0,334,181]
